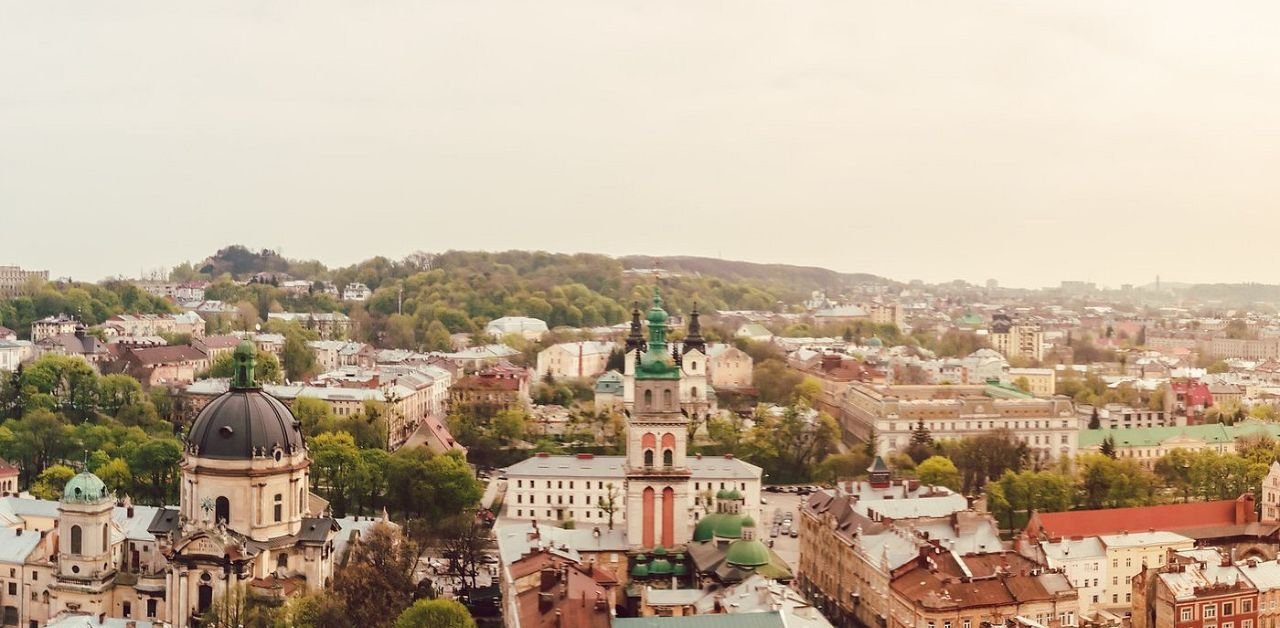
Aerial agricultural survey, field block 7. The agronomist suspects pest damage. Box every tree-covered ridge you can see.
[0,280,174,338]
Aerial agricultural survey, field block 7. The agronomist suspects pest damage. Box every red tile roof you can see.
[1024,497,1254,541]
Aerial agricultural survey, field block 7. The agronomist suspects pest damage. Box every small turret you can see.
[625,303,646,354]
[682,303,707,355]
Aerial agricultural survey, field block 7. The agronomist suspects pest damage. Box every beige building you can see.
[1098,531,1194,610]
[31,315,80,342]
[989,313,1044,361]
[1009,367,1057,397]
[841,381,1078,462]
[0,265,47,296]
[536,341,615,380]
[864,301,905,329]
[706,344,753,389]
[103,313,206,338]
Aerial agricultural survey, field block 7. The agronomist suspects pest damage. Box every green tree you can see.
[310,432,368,518]
[31,464,76,500]
[208,350,282,383]
[97,458,132,496]
[128,439,183,505]
[394,599,475,628]
[423,320,452,352]
[97,374,144,416]
[281,329,318,381]
[1087,407,1101,430]
[905,418,935,464]
[334,523,420,628]
[814,451,872,484]
[753,359,804,404]
[917,456,962,491]
[1099,435,1116,458]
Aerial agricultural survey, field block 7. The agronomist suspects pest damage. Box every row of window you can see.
[895,420,1072,431]
[514,509,615,520]
[1181,599,1255,622]
[926,613,1075,628]
[513,480,748,491]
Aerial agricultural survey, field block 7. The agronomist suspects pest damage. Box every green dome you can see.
[693,513,744,542]
[741,516,756,528]
[652,545,667,557]
[725,489,742,500]
[649,558,673,575]
[725,538,771,568]
[631,563,650,578]
[63,471,109,504]
[673,563,688,576]
[866,336,883,347]
[715,489,731,500]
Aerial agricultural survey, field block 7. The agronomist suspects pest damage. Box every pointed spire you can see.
[626,302,646,353]
[682,302,706,356]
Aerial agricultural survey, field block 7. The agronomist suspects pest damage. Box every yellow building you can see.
[1098,531,1194,610]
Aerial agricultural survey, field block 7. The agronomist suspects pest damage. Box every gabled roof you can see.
[1025,500,1248,540]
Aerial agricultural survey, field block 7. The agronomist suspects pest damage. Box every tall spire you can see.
[682,302,706,355]
[645,287,669,353]
[626,302,646,353]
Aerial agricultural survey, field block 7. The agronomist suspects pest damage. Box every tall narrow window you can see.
[70,525,82,555]
[274,494,283,522]
[215,497,230,525]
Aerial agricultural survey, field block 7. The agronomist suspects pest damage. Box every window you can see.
[1182,607,1194,622]
[274,494,283,522]
[147,599,157,618]
[1244,621,1253,628]
[558,481,563,489]
[1112,559,1118,568]
[569,482,574,489]
[123,602,132,618]
[663,450,673,466]
[1126,557,1132,567]
[1244,600,1253,613]
[1205,604,1218,619]
[1126,576,1132,584]
[1112,577,1119,585]
[644,450,654,467]
[1224,603,1234,616]
[6,582,13,595]
[215,496,230,525]
[644,389,653,406]
[516,495,522,504]
[70,525,82,555]
[1223,623,1234,628]
[963,621,971,628]
[516,509,522,517]
[944,622,951,628]
[517,480,522,488]
[277,553,289,571]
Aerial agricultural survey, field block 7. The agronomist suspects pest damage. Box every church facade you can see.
[0,341,356,627]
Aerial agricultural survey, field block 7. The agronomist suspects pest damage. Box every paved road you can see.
[760,490,809,571]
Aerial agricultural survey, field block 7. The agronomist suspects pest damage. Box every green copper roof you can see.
[231,339,259,389]
[725,489,742,500]
[631,563,650,578]
[649,558,673,575]
[673,562,688,576]
[741,516,756,528]
[693,513,744,542]
[868,455,890,473]
[63,471,109,504]
[1076,420,1280,450]
[715,489,731,500]
[652,545,667,556]
[725,538,771,567]
[636,288,681,381]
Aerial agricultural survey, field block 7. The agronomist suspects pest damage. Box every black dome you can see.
[187,389,305,460]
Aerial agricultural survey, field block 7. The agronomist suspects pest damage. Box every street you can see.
[759,489,809,571]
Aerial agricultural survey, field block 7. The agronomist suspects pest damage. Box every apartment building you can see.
[841,381,1077,461]
[0,265,47,296]
[989,313,1045,361]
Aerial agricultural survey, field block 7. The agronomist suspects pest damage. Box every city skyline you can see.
[5,1,1280,287]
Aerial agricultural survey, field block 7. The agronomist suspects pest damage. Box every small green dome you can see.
[866,336,883,347]
[725,538,771,568]
[652,545,667,557]
[741,516,756,528]
[725,489,742,500]
[649,558,673,575]
[672,563,688,576]
[715,489,731,500]
[693,513,744,542]
[235,339,256,357]
[63,472,109,504]
[631,563,650,578]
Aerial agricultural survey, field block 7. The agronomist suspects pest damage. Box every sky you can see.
[3,1,1280,289]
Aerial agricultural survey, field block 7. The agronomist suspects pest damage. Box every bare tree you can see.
[596,482,621,530]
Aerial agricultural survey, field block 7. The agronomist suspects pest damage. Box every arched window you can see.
[300,487,305,515]
[661,433,676,466]
[277,552,289,571]
[643,389,653,407]
[644,450,654,467]
[102,524,109,553]
[691,361,698,371]
[663,450,673,466]
[215,497,230,525]
[691,386,699,399]
[663,389,673,409]
[642,433,657,449]
[274,494,283,522]
[70,525,82,555]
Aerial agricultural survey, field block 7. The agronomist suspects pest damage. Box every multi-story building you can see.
[706,344,753,389]
[796,459,1011,628]
[841,381,1077,462]
[449,362,530,418]
[620,304,713,421]
[0,339,34,372]
[1134,548,1259,628]
[266,312,352,339]
[1261,462,1280,524]
[1039,536,1108,614]
[536,341,615,381]
[1009,367,1057,396]
[484,316,548,341]
[889,549,1079,628]
[1078,422,1280,468]
[1099,531,1196,610]
[306,340,375,373]
[341,283,371,302]
[0,265,47,296]
[102,313,206,338]
[31,314,80,342]
[863,301,905,329]
[989,313,1044,361]
[1077,404,1178,430]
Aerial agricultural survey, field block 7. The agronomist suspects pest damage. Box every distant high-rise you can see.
[0,265,47,296]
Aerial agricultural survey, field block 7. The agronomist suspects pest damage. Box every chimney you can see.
[14,529,20,537]
[127,506,135,519]
[98,613,106,625]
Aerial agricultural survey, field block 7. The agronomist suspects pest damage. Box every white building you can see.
[504,452,762,531]
[342,283,371,302]
[0,340,34,372]
[1040,536,1108,614]
[485,316,548,341]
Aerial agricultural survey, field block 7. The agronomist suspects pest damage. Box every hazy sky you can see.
[3,1,1280,288]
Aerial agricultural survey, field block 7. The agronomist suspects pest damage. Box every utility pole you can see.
[398,286,403,315]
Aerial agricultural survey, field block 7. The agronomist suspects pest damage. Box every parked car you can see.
[770,526,780,538]
[790,528,799,538]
